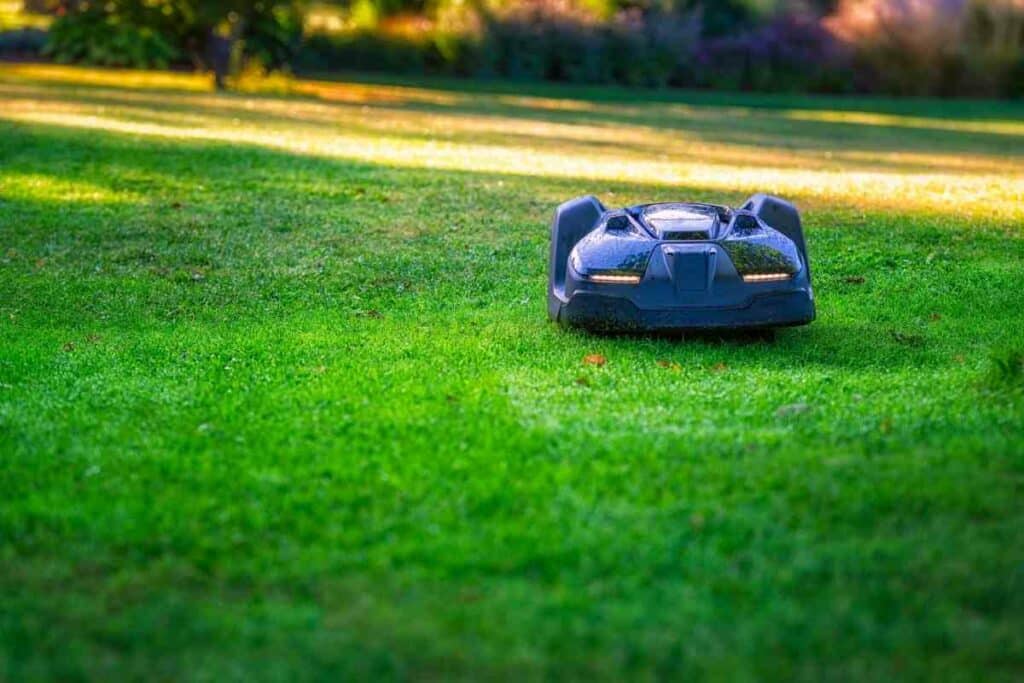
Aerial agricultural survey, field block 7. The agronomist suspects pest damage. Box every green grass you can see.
[2,64,1023,681]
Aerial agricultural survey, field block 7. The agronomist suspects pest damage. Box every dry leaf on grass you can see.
[776,402,810,417]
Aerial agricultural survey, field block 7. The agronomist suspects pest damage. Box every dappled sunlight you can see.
[0,63,214,93]
[7,106,1019,219]
[784,108,1024,137]
[8,80,1020,177]
[2,65,1023,219]
[295,79,464,107]
[1,171,143,206]
[836,149,1023,175]
[494,94,605,113]
[2,63,465,106]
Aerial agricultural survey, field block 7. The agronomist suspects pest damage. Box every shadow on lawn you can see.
[4,78,1024,178]
[3,120,1018,376]
[574,327,783,346]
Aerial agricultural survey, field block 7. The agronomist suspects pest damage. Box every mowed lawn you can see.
[1,63,1023,680]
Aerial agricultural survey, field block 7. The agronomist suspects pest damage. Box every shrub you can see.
[45,9,178,69]
[476,0,605,81]
[0,28,47,59]
[823,0,1024,97]
[1005,54,1024,98]
[696,13,852,93]
[607,9,701,87]
[42,0,304,87]
[297,1,704,88]
[241,2,305,72]
[38,0,1021,97]
[296,31,429,73]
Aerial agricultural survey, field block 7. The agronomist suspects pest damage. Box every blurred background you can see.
[1,0,1022,97]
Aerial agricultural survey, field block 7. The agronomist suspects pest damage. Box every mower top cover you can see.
[641,203,724,240]
[547,194,815,331]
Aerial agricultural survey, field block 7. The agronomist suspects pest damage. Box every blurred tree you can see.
[22,0,53,12]
[49,0,305,88]
[589,0,759,36]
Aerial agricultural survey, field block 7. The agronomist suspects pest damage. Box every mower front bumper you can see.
[555,288,815,332]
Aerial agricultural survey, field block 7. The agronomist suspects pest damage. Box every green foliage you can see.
[297,30,428,72]
[675,0,759,37]
[19,0,1024,96]
[299,7,844,92]
[43,0,303,75]
[242,1,306,69]
[45,8,178,68]
[294,0,1022,97]
[828,0,1024,98]
[0,27,47,57]
[1006,55,1024,98]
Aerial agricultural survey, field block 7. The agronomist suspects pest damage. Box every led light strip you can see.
[742,273,793,283]
[588,273,642,284]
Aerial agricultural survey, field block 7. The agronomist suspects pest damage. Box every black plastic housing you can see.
[548,194,814,331]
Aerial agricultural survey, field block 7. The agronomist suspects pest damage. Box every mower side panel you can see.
[548,195,605,321]
[742,193,811,279]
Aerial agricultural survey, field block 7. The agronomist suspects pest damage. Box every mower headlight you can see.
[740,272,793,283]
[569,217,652,285]
[588,273,642,284]
[722,213,801,280]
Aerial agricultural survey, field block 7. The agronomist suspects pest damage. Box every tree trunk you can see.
[206,30,232,91]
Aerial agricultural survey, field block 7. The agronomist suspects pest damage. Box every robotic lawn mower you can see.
[547,194,815,332]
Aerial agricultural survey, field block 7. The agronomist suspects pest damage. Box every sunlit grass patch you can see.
[0,0,49,30]
[783,108,1024,136]
[2,171,146,205]
[3,65,1023,220]
[0,63,213,92]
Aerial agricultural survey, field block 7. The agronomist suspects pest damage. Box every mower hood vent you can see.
[639,203,722,241]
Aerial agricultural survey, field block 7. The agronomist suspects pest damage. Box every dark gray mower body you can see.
[548,194,814,331]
